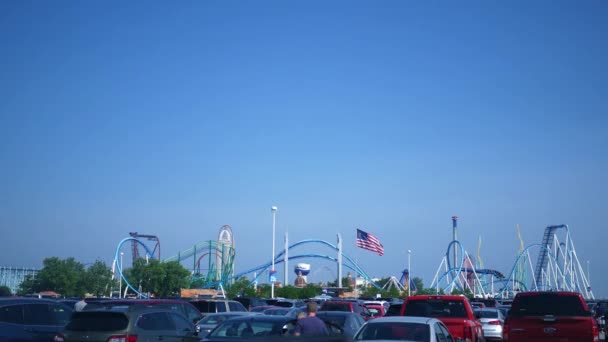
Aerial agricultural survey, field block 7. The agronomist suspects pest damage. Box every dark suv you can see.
[56,305,200,342]
[319,300,373,321]
[90,299,203,323]
[189,299,247,317]
[0,298,73,342]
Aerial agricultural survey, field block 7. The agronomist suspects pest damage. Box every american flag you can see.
[356,229,384,256]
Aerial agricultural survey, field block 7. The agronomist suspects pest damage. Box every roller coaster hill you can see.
[112,222,594,300]
[429,222,594,300]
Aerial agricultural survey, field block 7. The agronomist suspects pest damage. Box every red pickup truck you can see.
[400,295,483,342]
[503,291,599,342]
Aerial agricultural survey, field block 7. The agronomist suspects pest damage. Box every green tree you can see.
[124,259,190,297]
[128,258,166,296]
[0,285,11,296]
[29,257,86,297]
[225,277,258,299]
[84,261,114,297]
[158,261,190,297]
[18,275,37,295]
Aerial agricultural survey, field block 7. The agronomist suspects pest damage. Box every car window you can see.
[138,312,175,331]
[217,302,227,312]
[0,304,23,324]
[23,304,54,325]
[66,312,129,331]
[434,322,448,342]
[184,304,202,322]
[438,322,452,342]
[229,301,246,312]
[478,310,498,318]
[49,304,72,325]
[171,312,194,332]
[191,301,217,313]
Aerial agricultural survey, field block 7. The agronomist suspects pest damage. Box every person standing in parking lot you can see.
[74,297,87,311]
[294,302,328,337]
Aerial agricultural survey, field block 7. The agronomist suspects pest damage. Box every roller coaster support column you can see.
[271,206,277,299]
[338,234,343,288]
[452,216,458,273]
[284,232,289,286]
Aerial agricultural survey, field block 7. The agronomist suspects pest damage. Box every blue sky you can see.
[1,1,607,296]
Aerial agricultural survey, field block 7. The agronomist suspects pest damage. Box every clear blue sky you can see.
[1,1,607,296]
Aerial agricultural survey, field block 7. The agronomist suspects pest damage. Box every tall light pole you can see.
[119,252,124,298]
[271,206,278,299]
[408,250,412,297]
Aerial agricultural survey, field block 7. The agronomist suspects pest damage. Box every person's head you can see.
[306,301,318,315]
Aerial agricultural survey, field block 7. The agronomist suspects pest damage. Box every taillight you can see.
[107,335,137,342]
[503,319,509,341]
[488,320,502,325]
[592,321,599,342]
[53,334,65,342]
[463,325,473,341]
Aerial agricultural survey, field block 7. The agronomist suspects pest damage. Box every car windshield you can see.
[355,322,430,341]
[511,295,589,317]
[476,310,499,318]
[199,314,236,325]
[66,312,129,331]
[322,304,350,312]
[209,320,286,338]
[404,300,468,318]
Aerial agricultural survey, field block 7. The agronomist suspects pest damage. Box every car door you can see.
[22,303,68,342]
[0,304,28,341]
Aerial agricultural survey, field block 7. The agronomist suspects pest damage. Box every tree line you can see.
[16,256,456,299]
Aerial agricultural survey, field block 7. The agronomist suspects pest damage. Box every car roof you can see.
[316,311,360,317]
[0,297,72,306]
[407,295,467,300]
[221,315,294,323]
[365,316,439,324]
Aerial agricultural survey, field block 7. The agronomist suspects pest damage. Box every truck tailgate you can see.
[508,316,595,342]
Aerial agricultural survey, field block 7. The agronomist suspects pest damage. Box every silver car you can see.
[474,308,505,341]
[354,316,464,342]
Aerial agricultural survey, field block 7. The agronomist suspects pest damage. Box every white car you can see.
[353,316,464,342]
[474,308,505,341]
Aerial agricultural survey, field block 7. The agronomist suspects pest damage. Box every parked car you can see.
[89,298,203,323]
[503,291,598,342]
[262,307,305,319]
[474,308,505,341]
[196,312,259,337]
[201,314,343,341]
[201,315,300,340]
[55,305,201,342]
[316,311,366,338]
[320,300,373,321]
[250,305,278,313]
[266,298,306,308]
[0,298,73,342]
[363,302,387,318]
[189,299,247,318]
[232,297,269,311]
[401,295,484,342]
[470,302,486,309]
[353,316,462,342]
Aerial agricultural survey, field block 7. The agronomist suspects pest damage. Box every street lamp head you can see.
[408,250,412,254]
[120,252,124,256]
[271,206,278,212]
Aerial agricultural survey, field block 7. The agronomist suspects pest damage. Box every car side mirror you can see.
[475,311,482,319]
